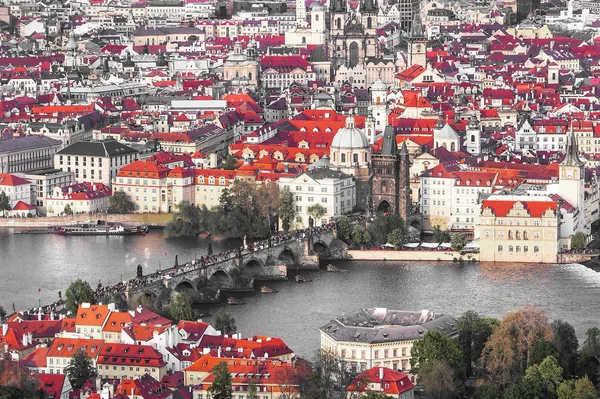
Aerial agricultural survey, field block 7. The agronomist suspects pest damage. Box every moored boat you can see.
[227,297,245,305]
[15,227,60,234]
[57,220,149,236]
[295,274,312,283]
[260,285,278,293]
[327,264,347,273]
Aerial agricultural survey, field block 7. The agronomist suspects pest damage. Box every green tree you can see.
[338,216,352,243]
[433,225,451,243]
[474,384,499,399]
[571,232,588,250]
[279,187,295,233]
[98,292,128,310]
[0,306,6,323]
[65,351,97,391]
[574,376,597,398]
[215,311,237,335]
[368,213,404,245]
[529,339,560,367]
[421,360,456,399]
[351,225,371,246]
[0,356,43,398]
[451,233,467,251]
[254,184,280,235]
[109,191,136,214]
[521,356,563,399]
[410,331,464,379]
[208,361,233,399]
[222,156,237,170]
[552,319,579,377]
[168,292,193,322]
[63,203,73,215]
[307,203,326,226]
[361,393,391,399]
[387,227,407,248]
[64,279,93,314]
[247,380,258,399]
[457,310,498,378]
[0,191,10,212]
[580,327,600,385]
[482,306,554,388]
[165,201,203,237]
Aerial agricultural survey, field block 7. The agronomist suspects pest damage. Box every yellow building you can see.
[479,196,559,263]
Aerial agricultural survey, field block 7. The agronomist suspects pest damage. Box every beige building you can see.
[320,308,459,380]
[223,42,259,86]
[97,343,167,381]
[46,338,104,374]
[195,169,237,210]
[113,160,172,213]
[479,196,559,263]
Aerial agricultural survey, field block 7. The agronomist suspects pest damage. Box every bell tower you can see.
[559,124,586,234]
[407,13,426,67]
[466,114,481,154]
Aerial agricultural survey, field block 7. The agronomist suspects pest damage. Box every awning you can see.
[440,242,452,249]
[420,242,439,249]
[403,242,420,248]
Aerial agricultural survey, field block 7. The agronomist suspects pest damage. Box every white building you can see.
[0,173,32,212]
[45,182,112,216]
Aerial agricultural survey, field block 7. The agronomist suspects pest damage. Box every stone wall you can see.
[0,213,173,228]
[347,250,478,262]
[557,253,599,264]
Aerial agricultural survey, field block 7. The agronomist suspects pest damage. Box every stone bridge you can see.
[127,229,347,301]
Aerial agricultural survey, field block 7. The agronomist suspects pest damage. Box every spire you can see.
[410,12,424,38]
[561,123,584,167]
[400,140,409,156]
[381,125,397,156]
[436,109,444,129]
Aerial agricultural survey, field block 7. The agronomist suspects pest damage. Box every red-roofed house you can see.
[479,195,559,263]
[47,338,104,374]
[0,173,32,210]
[347,367,414,398]
[38,373,72,399]
[45,182,111,216]
[97,343,167,381]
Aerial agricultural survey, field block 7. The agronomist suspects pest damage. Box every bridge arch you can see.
[313,240,329,255]
[209,270,232,286]
[278,247,295,264]
[244,258,264,268]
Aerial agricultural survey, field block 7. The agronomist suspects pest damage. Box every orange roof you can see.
[0,173,30,186]
[481,199,557,218]
[117,160,169,179]
[32,105,94,114]
[47,338,104,359]
[76,303,111,327]
[23,347,49,368]
[103,312,133,333]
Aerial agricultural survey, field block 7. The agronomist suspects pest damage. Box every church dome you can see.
[331,116,369,149]
[371,79,387,91]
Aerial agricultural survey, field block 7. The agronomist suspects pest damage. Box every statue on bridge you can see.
[207,243,213,256]
[137,264,143,278]
[200,256,206,267]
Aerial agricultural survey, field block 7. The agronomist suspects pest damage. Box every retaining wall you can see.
[0,213,173,228]
[347,250,478,262]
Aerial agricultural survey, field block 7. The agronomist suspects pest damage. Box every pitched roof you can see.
[47,338,104,359]
[481,199,557,218]
[0,174,30,186]
[56,141,137,157]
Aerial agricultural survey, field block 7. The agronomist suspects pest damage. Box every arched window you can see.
[471,134,475,143]
[523,231,528,240]
[353,153,358,163]
[315,14,319,21]
[509,246,514,252]
[367,16,372,29]
[248,72,252,80]
[524,246,529,252]
[516,231,521,240]
[364,153,368,162]
[516,246,521,252]
[450,142,456,152]
[498,245,503,252]
[508,230,513,239]
[341,153,346,163]
[302,37,306,44]
[336,18,341,29]
[333,152,336,162]
[534,246,539,253]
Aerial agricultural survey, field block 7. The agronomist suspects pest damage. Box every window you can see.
[498,245,503,252]
[534,246,539,253]
[308,196,314,202]
[321,187,327,193]
[509,246,514,252]
[321,197,328,203]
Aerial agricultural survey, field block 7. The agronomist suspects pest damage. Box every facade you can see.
[97,343,167,381]
[0,174,32,209]
[347,367,415,399]
[55,141,138,186]
[479,196,559,263]
[0,136,62,174]
[46,338,104,375]
[45,182,112,216]
[371,126,411,220]
[112,160,172,213]
[279,168,356,229]
[15,169,74,209]
[320,308,459,378]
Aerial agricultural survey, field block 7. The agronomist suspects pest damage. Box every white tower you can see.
[548,62,559,85]
[296,0,307,27]
[559,124,586,234]
[311,5,326,33]
[466,114,481,154]
[567,0,574,18]
[364,105,377,144]
[371,78,387,130]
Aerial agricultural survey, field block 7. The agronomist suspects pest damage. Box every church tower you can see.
[407,12,427,67]
[371,125,411,221]
[296,0,307,27]
[364,105,377,144]
[371,78,388,130]
[559,124,586,233]
[466,114,481,154]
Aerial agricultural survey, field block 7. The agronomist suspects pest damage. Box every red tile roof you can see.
[0,173,30,186]
[98,343,166,368]
[47,338,104,359]
[481,199,557,218]
[347,367,414,395]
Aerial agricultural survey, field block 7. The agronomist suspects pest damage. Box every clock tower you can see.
[407,13,426,67]
[559,124,587,234]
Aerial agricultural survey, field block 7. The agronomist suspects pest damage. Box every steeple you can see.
[562,124,584,167]
[410,12,424,38]
[381,125,397,156]
[436,109,444,129]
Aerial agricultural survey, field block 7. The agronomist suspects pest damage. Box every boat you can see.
[295,274,312,283]
[227,297,245,305]
[326,264,347,273]
[57,220,149,236]
[260,286,278,293]
[15,227,60,234]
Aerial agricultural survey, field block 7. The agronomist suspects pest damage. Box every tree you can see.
[552,319,579,378]
[64,279,93,314]
[361,393,391,399]
[63,203,73,215]
[98,292,128,310]
[433,225,451,243]
[571,232,588,250]
[351,225,371,246]
[65,351,97,391]
[0,355,43,398]
[0,306,6,323]
[168,292,193,322]
[387,227,407,249]
[410,331,464,380]
[475,384,499,399]
[457,310,498,378]
[0,192,10,213]
[368,213,404,245]
[109,191,136,214]
[254,184,280,235]
[273,361,311,399]
[574,376,597,398]
[309,350,353,399]
[307,203,326,226]
[214,311,237,335]
[580,327,600,385]
[421,360,456,399]
[279,187,295,233]
[451,233,467,251]
[208,361,233,399]
[482,306,553,388]
[247,380,258,399]
[521,356,563,399]
[165,201,203,237]
[529,340,560,367]
[222,156,237,170]
[338,216,352,243]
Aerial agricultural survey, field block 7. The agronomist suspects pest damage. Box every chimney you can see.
[28,332,32,345]
[38,310,42,321]
[217,347,221,357]
[379,367,384,380]
[137,305,143,314]
[22,333,28,347]
[1,323,7,337]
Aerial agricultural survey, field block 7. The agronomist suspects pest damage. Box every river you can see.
[2,229,600,359]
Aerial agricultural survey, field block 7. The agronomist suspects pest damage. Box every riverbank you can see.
[347,249,478,262]
[0,213,173,228]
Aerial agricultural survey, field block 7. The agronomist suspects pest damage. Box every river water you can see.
[2,229,600,359]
